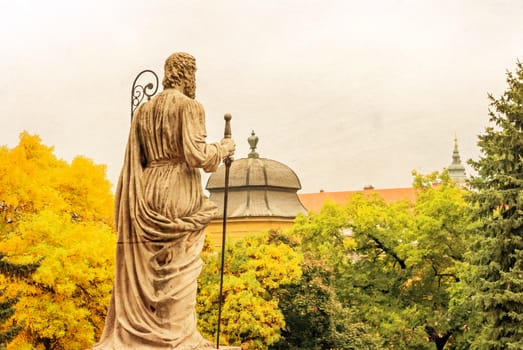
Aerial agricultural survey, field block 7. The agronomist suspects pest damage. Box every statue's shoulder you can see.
[160,90,203,110]
[184,96,203,111]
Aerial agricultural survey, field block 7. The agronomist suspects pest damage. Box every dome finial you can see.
[248,130,259,158]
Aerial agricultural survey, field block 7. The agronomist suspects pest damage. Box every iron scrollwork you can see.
[131,69,159,119]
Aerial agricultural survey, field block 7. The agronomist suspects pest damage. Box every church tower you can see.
[448,136,466,186]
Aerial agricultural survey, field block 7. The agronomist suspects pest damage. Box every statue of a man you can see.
[94,52,235,349]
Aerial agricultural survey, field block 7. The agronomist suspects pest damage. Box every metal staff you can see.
[217,113,232,349]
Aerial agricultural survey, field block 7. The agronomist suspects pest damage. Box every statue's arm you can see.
[182,100,224,172]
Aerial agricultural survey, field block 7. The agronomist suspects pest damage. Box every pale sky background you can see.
[1,0,522,193]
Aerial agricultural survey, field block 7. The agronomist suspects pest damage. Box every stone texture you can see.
[94,52,234,349]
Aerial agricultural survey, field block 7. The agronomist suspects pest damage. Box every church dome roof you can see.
[206,157,302,190]
[206,131,306,219]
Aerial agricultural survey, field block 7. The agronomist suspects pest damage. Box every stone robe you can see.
[94,89,223,350]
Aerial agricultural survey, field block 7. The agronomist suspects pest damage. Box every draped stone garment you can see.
[94,89,224,350]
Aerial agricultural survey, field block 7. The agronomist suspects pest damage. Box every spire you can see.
[448,136,466,186]
[248,130,259,158]
[451,136,462,166]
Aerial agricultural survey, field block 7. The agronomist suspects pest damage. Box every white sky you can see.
[1,0,522,193]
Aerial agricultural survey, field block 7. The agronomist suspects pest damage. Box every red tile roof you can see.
[298,187,417,213]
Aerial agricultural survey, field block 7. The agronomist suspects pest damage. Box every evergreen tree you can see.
[466,60,523,349]
[0,253,38,349]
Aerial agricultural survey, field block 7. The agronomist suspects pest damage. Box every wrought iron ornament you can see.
[131,69,159,119]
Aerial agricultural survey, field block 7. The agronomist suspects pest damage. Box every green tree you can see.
[197,231,302,350]
[289,171,470,349]
[339,190,427,349]
[463,60,523,349]
[271,253,383,350]
[273,202,382,350]
[0,132,115,349]
[0,253,39,349]
[408,172,471,349]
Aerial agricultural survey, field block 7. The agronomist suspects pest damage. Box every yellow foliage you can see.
[401,275,422,291]
[0,132,113,224]
[0,132,116,349]
[198,233,302,349]
[58,156,114,222]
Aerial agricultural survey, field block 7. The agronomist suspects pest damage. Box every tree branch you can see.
[367,234,406,269]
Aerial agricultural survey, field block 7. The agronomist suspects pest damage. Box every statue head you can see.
[163,52,197,99]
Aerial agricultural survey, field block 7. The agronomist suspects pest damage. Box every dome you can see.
[206,131,307,219]
[206,157,302,190]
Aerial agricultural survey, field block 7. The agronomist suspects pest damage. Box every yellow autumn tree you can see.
[0,132,115,349]
[197,231,302,350]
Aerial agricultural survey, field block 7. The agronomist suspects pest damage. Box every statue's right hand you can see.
[220,138,235,157]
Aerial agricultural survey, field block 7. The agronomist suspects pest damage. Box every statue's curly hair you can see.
[162,52,197,97]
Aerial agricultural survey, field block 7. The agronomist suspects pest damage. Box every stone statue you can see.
[94,52,235,350]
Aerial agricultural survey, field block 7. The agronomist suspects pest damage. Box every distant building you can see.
[298,137,468,211]
[447,137,467,186]
[206,135,467,244]
[298,187,417,213]
[205,131,307,246]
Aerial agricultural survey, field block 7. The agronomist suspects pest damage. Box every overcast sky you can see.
[1,0,522,193]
